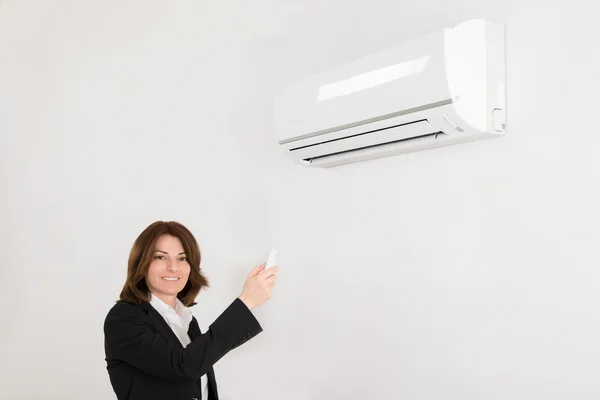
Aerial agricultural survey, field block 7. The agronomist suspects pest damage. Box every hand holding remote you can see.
[238,258,278,310]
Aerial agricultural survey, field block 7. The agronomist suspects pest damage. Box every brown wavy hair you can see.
[118,221,209,307]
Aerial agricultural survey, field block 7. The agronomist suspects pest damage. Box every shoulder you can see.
[108,300,138,313]
[104,301,154,336]
[105,301,151,323]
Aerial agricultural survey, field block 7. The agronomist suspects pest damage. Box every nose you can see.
[167,259,179,272]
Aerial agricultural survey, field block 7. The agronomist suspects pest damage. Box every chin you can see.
[153,285,180,295]
[163,288,183,295]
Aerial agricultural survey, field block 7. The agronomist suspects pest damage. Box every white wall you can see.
[2,0,600,399]
[242,1,600,399]
[0,1,269,399]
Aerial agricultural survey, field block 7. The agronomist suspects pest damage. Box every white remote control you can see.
[265,248,277,269]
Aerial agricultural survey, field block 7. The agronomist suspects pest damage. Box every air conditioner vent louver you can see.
[289,119,439,161]
[304,131,447,167]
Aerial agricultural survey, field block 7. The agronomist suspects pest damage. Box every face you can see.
[145,234,191,304]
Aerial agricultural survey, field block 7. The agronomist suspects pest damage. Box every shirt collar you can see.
[149,294,193,328]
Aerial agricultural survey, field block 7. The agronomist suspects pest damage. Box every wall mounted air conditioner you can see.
[272,18,506,168]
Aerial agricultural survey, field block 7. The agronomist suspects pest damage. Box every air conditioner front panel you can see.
[273,30,452,143]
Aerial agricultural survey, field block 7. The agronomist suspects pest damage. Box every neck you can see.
[151,292,177,309]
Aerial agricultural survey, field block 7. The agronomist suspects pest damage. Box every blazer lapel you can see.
[136,302,182,347]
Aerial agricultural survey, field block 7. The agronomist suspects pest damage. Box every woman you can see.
[103,221,278,400]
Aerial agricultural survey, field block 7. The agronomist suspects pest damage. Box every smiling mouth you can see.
[162,277,180,281]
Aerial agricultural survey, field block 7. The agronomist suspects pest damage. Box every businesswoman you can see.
[103,221,278,400]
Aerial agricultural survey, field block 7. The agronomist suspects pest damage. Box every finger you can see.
[260,265,279,278]
[248,264,266,277]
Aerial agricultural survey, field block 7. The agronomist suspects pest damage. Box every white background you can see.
[1,0,599,399]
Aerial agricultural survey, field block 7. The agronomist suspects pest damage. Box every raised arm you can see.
[104,298,262,381]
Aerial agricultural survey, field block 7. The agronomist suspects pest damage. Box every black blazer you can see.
[104,298,262,400]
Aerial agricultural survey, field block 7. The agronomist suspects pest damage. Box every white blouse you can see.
[150,294,209,400]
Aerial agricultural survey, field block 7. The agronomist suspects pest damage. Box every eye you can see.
[179,257,188,262]
[154,255,166,260]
